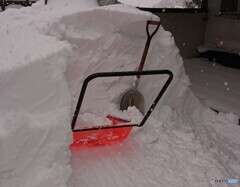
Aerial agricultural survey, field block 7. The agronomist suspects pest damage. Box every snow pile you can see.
[0,49,71,187]
[0,1,98,187]
[0,0,239,187]
[50,4,188,118]
[49,3,239,187]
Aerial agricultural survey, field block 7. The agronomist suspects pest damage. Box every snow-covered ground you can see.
[118,0,196,8]
[184,58,240,116]
[0,1,239,187]
[119,0,182,8]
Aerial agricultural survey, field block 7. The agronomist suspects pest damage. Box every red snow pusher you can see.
[70,20,173,148]
[70,70,173,148]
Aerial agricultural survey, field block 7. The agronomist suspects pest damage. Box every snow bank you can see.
[50,4,239,187]
[50,4,189,122]
[0,1,98,187]
[0,38,72,187]
[0,1,239,187]
[0,2,188,186]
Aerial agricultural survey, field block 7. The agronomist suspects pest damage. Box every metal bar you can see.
[73,124,138,132]
[138,70,173,127]
[71,70,173,132]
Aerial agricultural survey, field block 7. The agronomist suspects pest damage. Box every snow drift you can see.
[0,1,98,186]
[50,4,189,117]
[0,0,239,187]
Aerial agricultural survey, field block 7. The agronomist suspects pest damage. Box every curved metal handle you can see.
[71,70,173,131]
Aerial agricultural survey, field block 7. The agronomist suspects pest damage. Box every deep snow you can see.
[0,0,239,187]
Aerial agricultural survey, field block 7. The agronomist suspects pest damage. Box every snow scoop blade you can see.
[70,115,132,148]
[120,89,145,114]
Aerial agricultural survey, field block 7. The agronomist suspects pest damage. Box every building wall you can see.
[204,0,240,52]
[155,12,207,58]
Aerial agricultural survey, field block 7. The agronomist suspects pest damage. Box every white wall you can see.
[204,0,240,52]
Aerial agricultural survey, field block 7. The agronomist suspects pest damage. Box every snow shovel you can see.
[70,70,173,148]
[120,20,161,114]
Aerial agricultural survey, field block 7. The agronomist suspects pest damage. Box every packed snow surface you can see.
[0,0,239,187]
[184,58,240,116]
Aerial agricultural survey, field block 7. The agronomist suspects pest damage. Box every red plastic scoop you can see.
[70,115,132,148]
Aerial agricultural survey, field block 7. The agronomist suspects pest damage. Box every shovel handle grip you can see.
[147,20,161,25]
[146,20,161,38]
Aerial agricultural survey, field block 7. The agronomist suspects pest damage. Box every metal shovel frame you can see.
[71,70,173,133]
